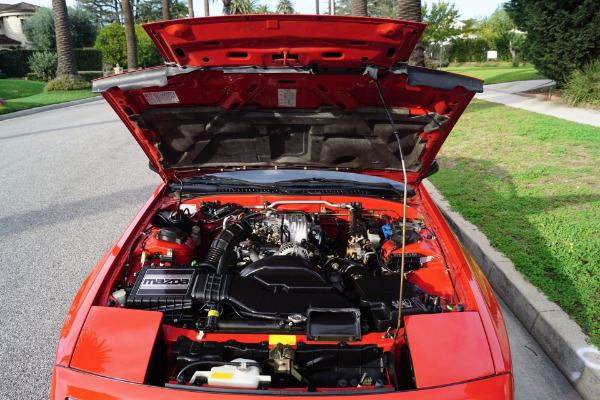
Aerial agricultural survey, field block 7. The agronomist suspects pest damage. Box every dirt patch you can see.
[517,87,600,111]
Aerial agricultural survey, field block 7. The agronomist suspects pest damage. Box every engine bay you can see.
[103,188,464,392]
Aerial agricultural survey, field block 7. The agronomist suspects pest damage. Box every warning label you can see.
[277,89,297,107]
[143,91,180,105]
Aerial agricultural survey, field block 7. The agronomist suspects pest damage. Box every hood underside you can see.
[93,15,482,185]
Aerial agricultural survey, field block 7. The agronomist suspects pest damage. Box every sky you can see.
[5,0,507,21]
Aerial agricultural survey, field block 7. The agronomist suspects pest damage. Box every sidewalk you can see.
[477,79,600,127]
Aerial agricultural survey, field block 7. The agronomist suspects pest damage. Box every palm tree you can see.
[256,4,271,14]
[188,0,194,17]
[351,0,367,16]
[122,0,138,70]
[222,0,231,14]
[397,0,424,66]
[230,0,255,14]
[52,0,80,80]
[276,0,294,14]
[163,0,170,20]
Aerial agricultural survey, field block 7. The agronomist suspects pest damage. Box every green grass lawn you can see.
[0,79,98,115]
[443,63,544,84]
[429,99,600,347]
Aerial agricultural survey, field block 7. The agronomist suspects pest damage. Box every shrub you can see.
[74,49,103,71]
[22,7,97,50]
[44,78,91,91]
[506,0,600,84]
[564,60,600,106]
[28,51,58,82]
[0,50,35,77]
[79,72,103,82]
[0,49,101,77]
[94,23,127,67]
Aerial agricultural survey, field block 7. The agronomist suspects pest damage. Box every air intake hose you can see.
[203,219,252,268]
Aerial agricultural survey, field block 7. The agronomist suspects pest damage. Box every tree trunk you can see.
[114,0,121,24]
[397,0,425,67]
[222,0,231,15]
[204,0,209,16]
[351,0,367,16]
[122,0,137,71]
[315,0,319,15]
[162,0,170,20]
[52,0,80,81]
[509,39,517,66]
[187,0,194,17]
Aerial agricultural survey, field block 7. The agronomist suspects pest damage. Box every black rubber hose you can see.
[203,220,252,267]
[216,250,237,275]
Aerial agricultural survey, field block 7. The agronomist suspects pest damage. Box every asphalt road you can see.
[0,100,582,399]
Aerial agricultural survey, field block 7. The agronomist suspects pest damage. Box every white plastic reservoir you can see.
[191,358,271,389]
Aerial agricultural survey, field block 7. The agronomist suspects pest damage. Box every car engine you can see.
[111,196,454,390]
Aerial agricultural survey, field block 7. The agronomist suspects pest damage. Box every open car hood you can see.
[93,15,482,186]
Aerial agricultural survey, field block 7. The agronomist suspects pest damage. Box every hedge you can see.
[446,37,512,63]
[0,49,102,77]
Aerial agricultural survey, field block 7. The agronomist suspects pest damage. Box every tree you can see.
[474,7,521,65]
[187,0,194,17]
[255,4,271,13]
[276,0,294,14]
[52,0,80,80]
[397,0,424,66]
[422,2,460,67]
[122,0,138,70]
[230,0,256,14]
[506,0,600,84]
[162,0,170,20]
[137,0,188,22]
[422,2,460,47]
[351,0,367,16]
[76,0,120,26]
[204,0,209,15]
[135,25,163,67]
[95,23,128,66]
[23,7,97,50]
[222,0,231,14]
[77,0,188,25]
[335,0,396,19]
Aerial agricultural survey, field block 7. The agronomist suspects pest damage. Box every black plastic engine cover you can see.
[354,274,427,331]
[126,266,200,325]
[194,273,352,316]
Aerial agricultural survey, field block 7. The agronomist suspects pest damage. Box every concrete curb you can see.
[423,180,600,400]
[0,96,103,122]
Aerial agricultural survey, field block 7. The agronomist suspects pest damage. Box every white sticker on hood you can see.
[278,89,296,107]
[144,91,180,105]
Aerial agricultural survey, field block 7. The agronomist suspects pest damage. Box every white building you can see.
[0,2,37,50]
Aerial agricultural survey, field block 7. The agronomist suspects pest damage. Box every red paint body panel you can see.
[144,15,425,68]
[416,187,512,374]
[52,365,512,400]
[54,183,167,367]
[70,307,163,383]
[405,312,495,388]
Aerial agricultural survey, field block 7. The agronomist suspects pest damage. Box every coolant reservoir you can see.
[191,358,271,389]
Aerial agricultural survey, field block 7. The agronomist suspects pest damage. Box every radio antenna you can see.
[365,66,408,340]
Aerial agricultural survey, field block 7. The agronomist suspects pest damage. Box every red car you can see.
[52,15,512,400]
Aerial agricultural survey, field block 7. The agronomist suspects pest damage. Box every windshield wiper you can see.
[275,178,414,197]
[183,175,290,193]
